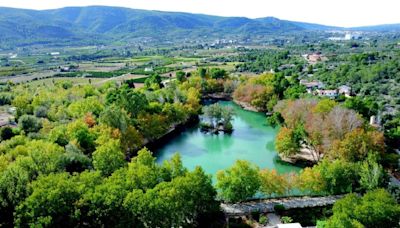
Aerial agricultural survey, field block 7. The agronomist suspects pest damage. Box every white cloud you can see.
[1,0,399,27]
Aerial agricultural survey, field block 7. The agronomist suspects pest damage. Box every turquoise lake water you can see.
[155,101,301,176]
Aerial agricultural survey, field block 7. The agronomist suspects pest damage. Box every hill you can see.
[0,6,398,47]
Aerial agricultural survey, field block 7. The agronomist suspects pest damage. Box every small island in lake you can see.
[200,103,234,134]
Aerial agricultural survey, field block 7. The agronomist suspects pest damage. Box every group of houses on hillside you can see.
[300,80,352,99]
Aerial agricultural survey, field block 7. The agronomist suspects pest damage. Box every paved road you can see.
[221,195,345,217]
[0,71,55,84]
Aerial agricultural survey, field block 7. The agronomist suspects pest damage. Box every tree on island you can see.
[201,103,234,133]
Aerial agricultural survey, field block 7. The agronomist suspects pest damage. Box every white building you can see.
[316,89,338,99]
[277,223,302,228]
[338,85,352,97]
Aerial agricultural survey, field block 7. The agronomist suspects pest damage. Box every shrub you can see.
[18,115,42,133]
[0,126,14,141]
[259,215,268,225]
[281,216,293,224]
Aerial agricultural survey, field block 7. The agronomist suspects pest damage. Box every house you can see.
[144,67,154,72]
[308,53,322,62]
[316,89,338,98]
[300,80,324,93]
[338,85,352,97]
[303,52,328,64]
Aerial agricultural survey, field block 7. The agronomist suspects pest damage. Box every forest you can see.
[0,33,399,227]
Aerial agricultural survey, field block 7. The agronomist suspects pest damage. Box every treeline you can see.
[0,71,212,226]
[1,147,218,227]
[215,155,387,203]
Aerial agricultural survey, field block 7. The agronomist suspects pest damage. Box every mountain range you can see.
[0,6,399,47]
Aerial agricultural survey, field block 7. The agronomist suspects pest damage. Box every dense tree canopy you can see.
[216,160,261,202]
[323,189,400,228]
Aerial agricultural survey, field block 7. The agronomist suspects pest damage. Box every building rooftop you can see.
[276,223,302,228]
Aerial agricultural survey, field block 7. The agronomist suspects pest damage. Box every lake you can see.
[155,101,301,176]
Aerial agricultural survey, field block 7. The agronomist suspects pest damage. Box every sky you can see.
[0,0,399,27]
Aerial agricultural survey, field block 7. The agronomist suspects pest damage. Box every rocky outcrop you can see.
[204,92,231,100]
[233,100,260,112]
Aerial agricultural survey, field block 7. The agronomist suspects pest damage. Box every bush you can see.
[267,112,284,127]
[0,126,14,141]
[34,106,48,118]
[259,215,268,225]
[18,115,42,133]
[0,93,13,105]
[281,216,293,224]
[62,144,92,173]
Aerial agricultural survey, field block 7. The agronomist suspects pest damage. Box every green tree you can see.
[316,159,359,194]
[0,140,64,225]
[210,68,227,79]
[283,85,306,99]
[259,169,289,196]
[145,73,162,89]
[198,68,207,78]
[0,163,31,225]
[48,125,69,147]
[67,120,96,154]
[325,189,400,228]
[15,173,80,227]
[62,144,92,173]
[124,167,217,227]
[99,104,130,133]
[107,86,148,118]
[216,160,260,202]
[176,71,186,82]
[18,115,42,133]
[67,96,104,118]
[160,153,187,181]
[136,113,168,141]
[126,148,161,190]
[343,96,378,118]
[275,127,301,157]
[92,139,126,176]
[78,169,135,227]
[120,126,144,155]
[358,155,385,191]
[0,127,14,141]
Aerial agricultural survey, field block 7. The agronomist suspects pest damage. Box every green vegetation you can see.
[10,149,218,227]
[0,18,399,227]
[216,160,261,202]
[201,103,234,133]
[322,189,400,228]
